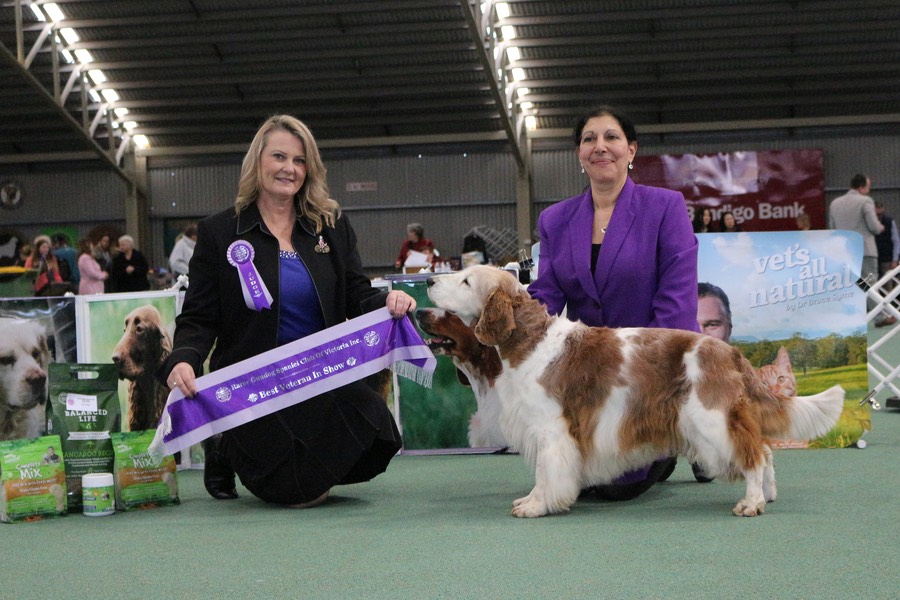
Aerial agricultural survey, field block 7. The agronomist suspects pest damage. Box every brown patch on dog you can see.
[416,308,502,385]
[474,289,517,346]
[539,326,625,458]
[727,399,765,472]
[616,329,695,453]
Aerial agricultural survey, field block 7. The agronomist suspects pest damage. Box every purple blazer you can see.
[529,178,700,332]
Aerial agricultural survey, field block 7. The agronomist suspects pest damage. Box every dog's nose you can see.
[111,353,122,364]
[425,277,435,287]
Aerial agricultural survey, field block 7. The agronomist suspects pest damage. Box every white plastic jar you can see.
[82,473,115,516]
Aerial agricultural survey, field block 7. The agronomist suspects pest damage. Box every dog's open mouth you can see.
[424,336,455,352]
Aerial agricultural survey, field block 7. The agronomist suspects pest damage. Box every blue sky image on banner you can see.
[698,230,865,341]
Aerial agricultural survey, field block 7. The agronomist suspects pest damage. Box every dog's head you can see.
[111,305,172,380]
[415,307,483,360]
[0,318,50,410]
[426,265,524,346]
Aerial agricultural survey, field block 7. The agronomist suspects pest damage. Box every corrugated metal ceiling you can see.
[1,0,899,180]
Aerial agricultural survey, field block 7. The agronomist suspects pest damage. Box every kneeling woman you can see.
[159,115,415,506]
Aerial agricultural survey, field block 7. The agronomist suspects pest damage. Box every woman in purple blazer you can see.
[528,106,700,500]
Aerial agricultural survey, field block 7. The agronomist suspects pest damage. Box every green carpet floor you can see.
[4,321,898,600]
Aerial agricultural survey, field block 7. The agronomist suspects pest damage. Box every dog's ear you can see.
[475,289,515,346]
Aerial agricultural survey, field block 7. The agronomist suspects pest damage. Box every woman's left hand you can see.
[386,290,416,318]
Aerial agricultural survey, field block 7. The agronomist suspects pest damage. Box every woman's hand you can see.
[386,290,416,318]
[167,362,198,398]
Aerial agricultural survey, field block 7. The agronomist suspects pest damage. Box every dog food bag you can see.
[46,363,121,513]
[0,435,67,523]
[112,429,179,510]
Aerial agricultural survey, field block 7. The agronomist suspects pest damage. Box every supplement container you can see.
[82,473,115,516]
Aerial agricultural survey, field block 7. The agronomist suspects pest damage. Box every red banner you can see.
[632,149,825,231]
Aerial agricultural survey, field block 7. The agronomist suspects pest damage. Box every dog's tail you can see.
[737,350,845,440]
[785,385,845,440]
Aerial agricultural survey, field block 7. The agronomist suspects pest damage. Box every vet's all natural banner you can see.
[697,230,869,448]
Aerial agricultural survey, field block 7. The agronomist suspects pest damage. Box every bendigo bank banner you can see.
[633,149,825,231]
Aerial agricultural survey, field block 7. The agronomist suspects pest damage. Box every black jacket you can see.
[159,202,386,380]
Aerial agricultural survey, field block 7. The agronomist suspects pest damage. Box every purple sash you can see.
[148,308,434,463]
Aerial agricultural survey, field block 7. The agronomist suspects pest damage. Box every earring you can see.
[580,165,585,174]
[628,162,634,170]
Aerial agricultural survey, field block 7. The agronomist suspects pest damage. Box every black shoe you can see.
[656,456,678,482]
[691,462,715,483]
[593,457,676,501]
[202,435,238,500]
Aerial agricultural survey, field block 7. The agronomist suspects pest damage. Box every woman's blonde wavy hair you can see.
[235,115,339,232]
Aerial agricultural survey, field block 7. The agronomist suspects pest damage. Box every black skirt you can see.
[220,379,402,504]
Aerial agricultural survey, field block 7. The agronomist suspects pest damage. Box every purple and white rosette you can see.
[148,307,436,464]
[227,240,273,311]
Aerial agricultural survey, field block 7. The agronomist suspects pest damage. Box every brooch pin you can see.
[315,236,330,253]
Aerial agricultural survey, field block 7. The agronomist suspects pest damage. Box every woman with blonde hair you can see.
[160,115,415,506]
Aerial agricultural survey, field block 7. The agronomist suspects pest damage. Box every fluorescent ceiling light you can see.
[123,121,138,131]
[59,28,79,44]
[520,101,534,110]
[496,3,511,19]
[88,69,107,83]
[74,49,93,64]
[501,25,515,40]
[525,115,537,130]
[516,87,530,99]
[29,5,46,21]
[44,3,66,22]
[506,46,521,62]
[60,49,75,64]
[512,68,526,82]
[114,107,129,117]
[133,135,150,149]
[101,89,120,102]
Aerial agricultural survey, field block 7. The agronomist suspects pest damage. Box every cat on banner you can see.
[149,308,435,463]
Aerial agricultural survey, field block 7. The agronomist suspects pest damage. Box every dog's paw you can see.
[511,498,551,518]
[732,498,766,517]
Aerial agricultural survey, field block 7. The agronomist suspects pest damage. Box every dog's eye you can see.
[0,354,14,366]
[32,350,42,361]
[462,277,471,286]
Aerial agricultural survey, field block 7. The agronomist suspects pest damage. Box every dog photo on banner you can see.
[0,296,77,441]
[697,229,870,448]
[76,291,181,436]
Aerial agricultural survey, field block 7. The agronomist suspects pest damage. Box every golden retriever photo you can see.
[0,318,51,440]
[112,304,173,431]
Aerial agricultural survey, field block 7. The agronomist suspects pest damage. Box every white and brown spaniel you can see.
[426,265,844,518]
[415,307,508,449]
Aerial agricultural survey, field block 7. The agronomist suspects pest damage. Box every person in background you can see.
[109,235,150,293]
[720,211,741,232]
[527,105,699,500]
[77,238,107,295]
[168,223,198,278]
[92,234,114,292]
[158,114,415,507]
[52,233,78,289]
[874,200,899,326]
[24,235,62,295]
[394,222,435,269]
[795,213,812,231]
[829,174,890,326]
[692,206,715,233]
[697,281,733,343]
[14,243,32,267]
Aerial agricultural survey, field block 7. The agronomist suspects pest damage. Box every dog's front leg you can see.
[511,435,581,518]
[733,459,767,517]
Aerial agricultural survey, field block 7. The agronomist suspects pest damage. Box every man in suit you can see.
[828,174,890,326]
